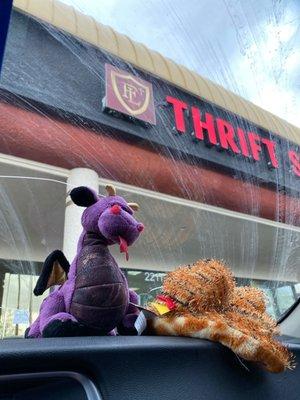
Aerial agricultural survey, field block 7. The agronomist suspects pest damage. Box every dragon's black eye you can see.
[122,205,133,215]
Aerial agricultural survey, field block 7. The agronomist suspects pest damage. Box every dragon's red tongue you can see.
[119,236,129,261]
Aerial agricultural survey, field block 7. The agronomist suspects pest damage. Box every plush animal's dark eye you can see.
[122,206,133,215]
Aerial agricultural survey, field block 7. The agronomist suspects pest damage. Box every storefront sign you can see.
[3,12,300,194]
[165,95,300,177]
[103,63,300,191]
[104,64,156,125]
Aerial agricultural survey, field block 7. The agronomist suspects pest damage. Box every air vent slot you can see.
[0,371,102,400]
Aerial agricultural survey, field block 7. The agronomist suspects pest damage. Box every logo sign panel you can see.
[105,63,156,125]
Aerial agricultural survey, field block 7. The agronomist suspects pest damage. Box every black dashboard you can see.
[0,336,299,400]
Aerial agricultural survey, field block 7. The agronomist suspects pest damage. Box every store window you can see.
[0,166,300,337]
[111,185,300,320]
[0,160,67,337]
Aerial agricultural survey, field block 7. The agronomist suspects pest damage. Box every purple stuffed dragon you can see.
[25,184,144,338]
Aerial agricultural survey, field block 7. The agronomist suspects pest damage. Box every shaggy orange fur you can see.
[147,260,294,373]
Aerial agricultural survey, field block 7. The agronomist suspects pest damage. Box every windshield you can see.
[0,0,299,338]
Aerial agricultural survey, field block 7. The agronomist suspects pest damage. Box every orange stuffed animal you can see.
[146,259,294,373]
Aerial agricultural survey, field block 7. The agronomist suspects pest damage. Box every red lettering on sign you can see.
[216,118,240,154]
[191,107,217,145]
[261,138,279,168]
[248,132,262,161]
[164,94,285,174]
[288,151,300,177]
[166,96,188,133]
[236,128,250,157]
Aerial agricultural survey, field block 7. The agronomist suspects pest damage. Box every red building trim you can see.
[1,101,300,226]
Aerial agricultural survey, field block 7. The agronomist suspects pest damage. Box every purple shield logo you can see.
[105,64,156,125]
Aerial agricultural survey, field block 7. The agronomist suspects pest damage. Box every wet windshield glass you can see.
[0,0,299,338]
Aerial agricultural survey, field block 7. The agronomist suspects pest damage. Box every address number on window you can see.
[144,272,166,282]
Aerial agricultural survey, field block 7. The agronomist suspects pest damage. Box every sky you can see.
[61,0,300,128]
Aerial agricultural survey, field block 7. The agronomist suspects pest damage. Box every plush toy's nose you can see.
[110,204,121,215]
[137,223,144,232]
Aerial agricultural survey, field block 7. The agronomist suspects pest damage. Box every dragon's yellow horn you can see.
[105,185,116,196]
[128,202,139,211]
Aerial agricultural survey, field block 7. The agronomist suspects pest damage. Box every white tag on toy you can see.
[134,311,147,335]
